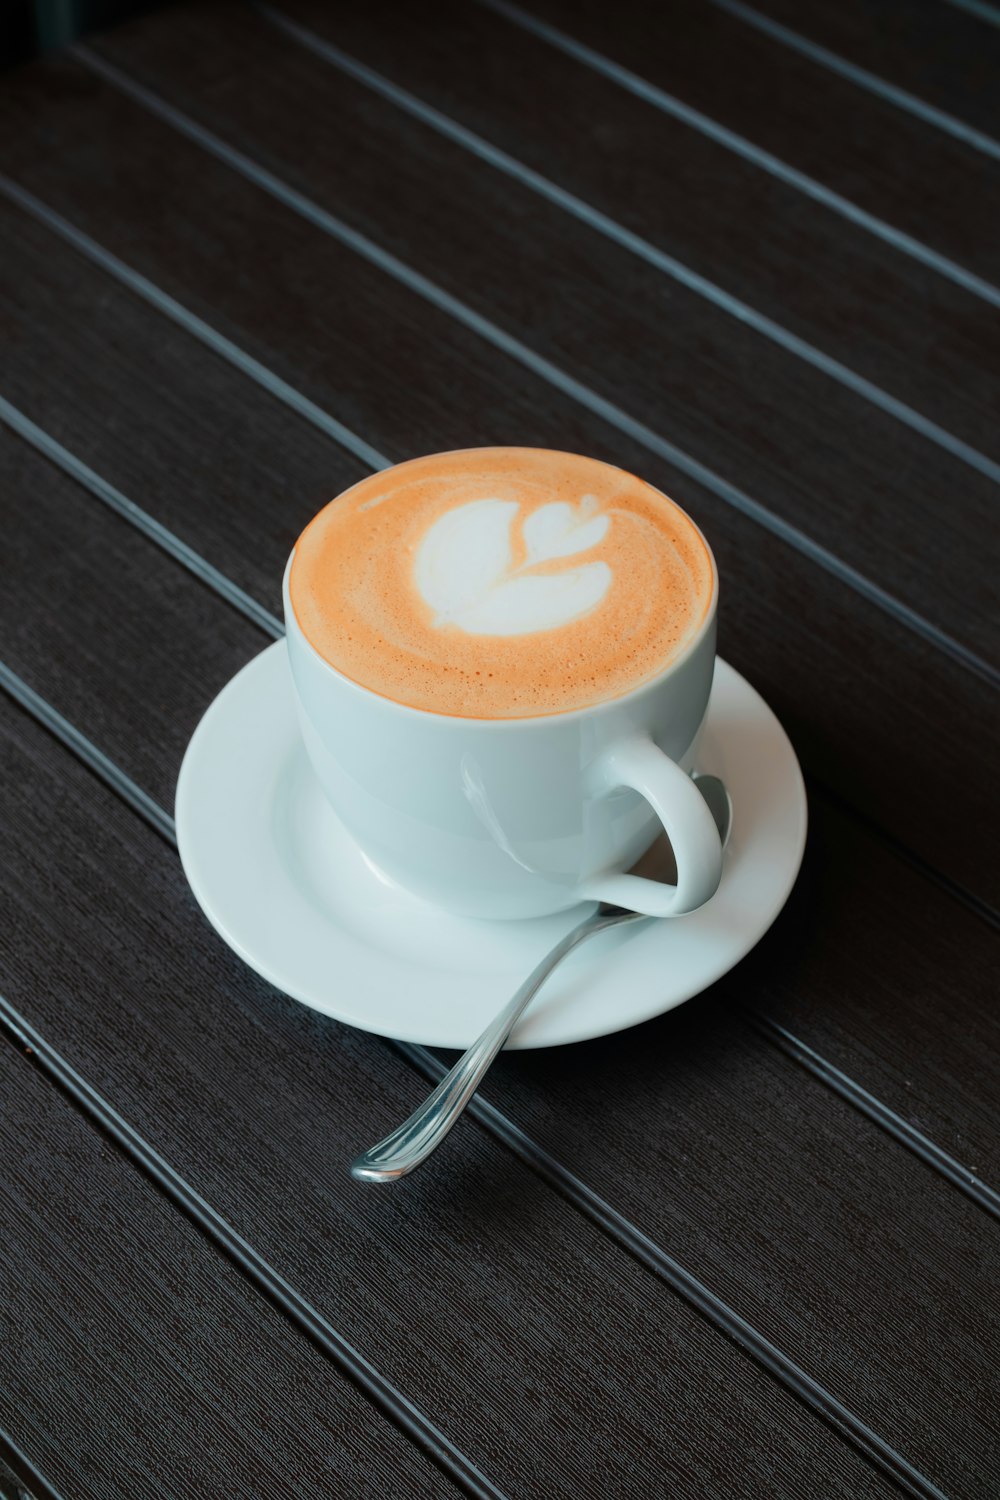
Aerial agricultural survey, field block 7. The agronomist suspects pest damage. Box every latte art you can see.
[289,448,714,718]
[414,496,611,634]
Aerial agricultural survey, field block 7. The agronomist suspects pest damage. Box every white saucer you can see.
[176,644,806,1050]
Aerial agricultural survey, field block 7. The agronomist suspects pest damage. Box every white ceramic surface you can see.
[283,548,722,921]
[176,643,806,1050]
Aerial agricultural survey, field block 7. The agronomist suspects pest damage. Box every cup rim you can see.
[282,453,719,729]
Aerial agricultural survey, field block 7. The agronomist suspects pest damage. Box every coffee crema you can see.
[289,448,714,719]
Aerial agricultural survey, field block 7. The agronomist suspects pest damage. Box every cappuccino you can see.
[289,448,714,718]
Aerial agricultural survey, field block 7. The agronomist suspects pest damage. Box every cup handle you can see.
[579,737,723,917]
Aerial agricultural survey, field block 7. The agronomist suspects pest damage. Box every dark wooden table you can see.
[1,2,998,1496]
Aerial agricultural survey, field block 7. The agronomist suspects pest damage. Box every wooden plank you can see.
[0,65,996,905]
[0,417,271,817]
[729,799,1000,1174]
[79,1,1000,671]
[0,1440,59,1500]
[487,0,1000,285]
[0,1047,463,1500]
[1,430,995,1498]
[270,0,1000,466]
[705,0,1000,136]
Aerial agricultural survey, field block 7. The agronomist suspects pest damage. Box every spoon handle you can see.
[351,907,628,1182]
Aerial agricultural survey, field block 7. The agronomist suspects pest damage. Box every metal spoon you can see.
[351,773,732,1183]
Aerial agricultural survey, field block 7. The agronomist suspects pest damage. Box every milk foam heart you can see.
[414,497,612,634]
[289,447,714,718]
[522,496,609,563]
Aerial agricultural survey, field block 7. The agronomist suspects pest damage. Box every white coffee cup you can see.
[282,526,722,922]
